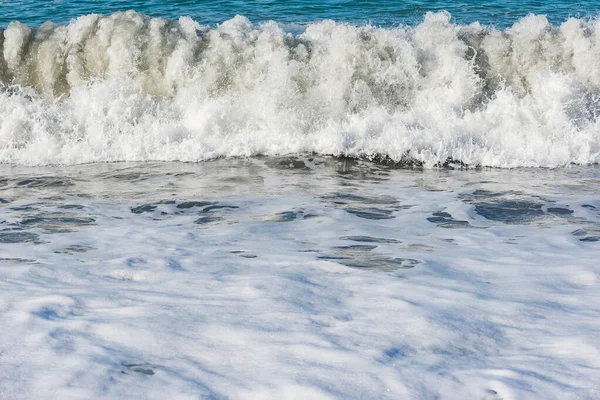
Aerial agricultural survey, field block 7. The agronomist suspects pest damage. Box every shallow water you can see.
[2,1,600,398]
[1,156,599,399]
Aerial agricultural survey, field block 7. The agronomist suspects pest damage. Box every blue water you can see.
[0,0,598,28]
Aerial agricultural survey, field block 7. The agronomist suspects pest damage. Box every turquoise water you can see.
[0,0,598,27]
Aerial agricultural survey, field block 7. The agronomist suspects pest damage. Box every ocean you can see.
[1,1,599,399]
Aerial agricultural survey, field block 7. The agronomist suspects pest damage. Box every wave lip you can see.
[1,11,600,167]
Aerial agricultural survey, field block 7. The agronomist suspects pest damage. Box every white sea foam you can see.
[1,160,599,399]
[1,11,600,167]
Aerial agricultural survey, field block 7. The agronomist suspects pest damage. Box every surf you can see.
[1,11,599,167]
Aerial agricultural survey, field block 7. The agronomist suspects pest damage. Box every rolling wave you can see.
[1,11,599,167]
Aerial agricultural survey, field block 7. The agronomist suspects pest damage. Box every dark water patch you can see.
[201,205,239,213]
[239,253,258,258]
[167,259,185,271]
[20,213,95,233]
[0,231,40,243]
[275,211,300,222]
[547,207,574,216]
[42,196,67,201]
[55,245,95,254]
[0,257,38,264]
[10,205,39,212]
[219,175,265,184]
[582,204,597,210]
[427,211,470,228]
[33,307,67,320]
[107,172,147,181]
[461,190,551,224]
[58,204,85,210]
[323,193,399,205]
[483,389,504,400]
[405,244,435,252]
[230,251,257,258]
[177,201,215,209]
[171,203,241,224]
[126,257,146,268]
[165,172,194,177]
[571,228,600,242]
[265,156,310,171]
[268,211,302,222]
[329,157,392,183]
[322,192,407,220]
[131,204,157,214]
[469,189,505,199]
[0,198,9,203]
[475,200,545,224]
[334,245,378,251]
[318,255,351,261]
[21,214,95,226]
[195,216,222,224]
[130,200,181,215]
[383,347,406,359]
[261,210,317,222]
[462,190,523,201]
[338,256,420,271]
[319,245,420,271]
[336,169,390,183]
[17,177,73,188]
[122,363,155,376]
[341,235,401,244]
[345,207,395,220]
[380,346,413,362]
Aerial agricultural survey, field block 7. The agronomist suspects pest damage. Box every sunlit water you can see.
[1,1,600,399]
[0,0,598,28]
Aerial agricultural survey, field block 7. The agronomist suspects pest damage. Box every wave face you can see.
[1,11,600,167]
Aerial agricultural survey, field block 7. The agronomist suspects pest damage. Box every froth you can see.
[1,11,599,167]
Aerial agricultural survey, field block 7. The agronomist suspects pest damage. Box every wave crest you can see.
[1,11,600,167]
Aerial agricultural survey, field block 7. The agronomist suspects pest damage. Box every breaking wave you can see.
[1,11,600,167]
